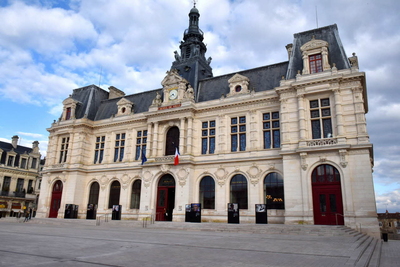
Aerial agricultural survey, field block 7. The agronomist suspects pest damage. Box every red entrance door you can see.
[312,187,343,225]
[312,164,344,225]
[49,180,63,218]
[156,175,175,221]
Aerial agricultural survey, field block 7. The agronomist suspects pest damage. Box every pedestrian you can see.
[24,212,29,222]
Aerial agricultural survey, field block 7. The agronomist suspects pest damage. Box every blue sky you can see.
[0,0,399,213]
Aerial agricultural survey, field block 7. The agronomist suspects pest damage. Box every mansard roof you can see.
[65,24,351,121]
[0,141,33,154]
[286,24,350,79]
[197,62,288,102]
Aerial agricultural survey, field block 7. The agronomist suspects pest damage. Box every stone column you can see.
[298,94,306,140]
[180,118,186,154]
[333,88,344,137]
[147,123,153,157]
[186,117,193,155]
[152,122,159,157]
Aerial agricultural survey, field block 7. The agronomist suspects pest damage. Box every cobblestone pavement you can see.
[0,219,397,267]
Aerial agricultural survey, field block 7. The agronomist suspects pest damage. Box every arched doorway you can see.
[311,164,344,225]
[156,174,175,221]
[108,181,121,209]
[49,180,63,218]
[165,126,179,155]
[87,182,99,219]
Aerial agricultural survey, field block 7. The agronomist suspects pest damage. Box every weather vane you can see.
[193,0,197,7]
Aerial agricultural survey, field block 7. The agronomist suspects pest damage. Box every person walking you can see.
[24,211,29,222]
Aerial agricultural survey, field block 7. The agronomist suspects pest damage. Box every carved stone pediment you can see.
[62,96,80,106]
[161,69,188,88]
[227,73,250,96]
[300,39,329,52]
[116,97,133,116]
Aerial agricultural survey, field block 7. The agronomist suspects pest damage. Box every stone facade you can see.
[36,7,379,237]
[0,136,42,218]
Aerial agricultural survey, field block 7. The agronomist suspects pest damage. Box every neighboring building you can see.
[0,135,41,218]
[378,212,400,240]
[37,6,379,237]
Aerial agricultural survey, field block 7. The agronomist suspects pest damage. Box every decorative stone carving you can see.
[142,171,153,188]
[339,149,348,168]
[300,153,308,171]
[177,167,189,186]
[227,73,250,96]
[300,36,330,74]
[214,166,228,186]
[247,163,262,185]
[116,98,133,116]
[160,164,171,173]
[151,92,162,106]
[348,53,359,69]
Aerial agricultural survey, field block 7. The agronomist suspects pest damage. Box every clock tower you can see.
[170,4,213,97]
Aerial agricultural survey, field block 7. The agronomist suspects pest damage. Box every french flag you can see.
[174,147,180,165]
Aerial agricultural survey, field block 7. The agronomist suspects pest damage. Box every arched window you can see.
[88,182,100,205]
[230,174,248,209]
[264,172,284,209]
[312,164,340,184]
[108,181,121,209]
[130,180,141,209]
[165,126,180,155]
[199,176,215,209]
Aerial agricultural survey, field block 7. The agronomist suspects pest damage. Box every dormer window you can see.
[309,54,323,73]
[65,107,72,120]
[116,98,133,116]
[228,73,250,96]
[300,37,330,75]
[62,97,80,121]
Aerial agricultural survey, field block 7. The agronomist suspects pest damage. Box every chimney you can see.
[285,43,293,60]
[32,141,40,154]
[11,135,19,149]
[108,86,125,99]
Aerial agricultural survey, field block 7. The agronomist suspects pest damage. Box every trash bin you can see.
[382,233,388,242]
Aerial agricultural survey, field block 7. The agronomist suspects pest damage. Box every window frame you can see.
[94,136,105,164]
[114,133,126,162]
[201,120,216,154]
[230,116,246,152]
[310,98,333,139]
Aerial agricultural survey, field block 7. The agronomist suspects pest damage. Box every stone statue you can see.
[152,92,162,106]
[185,84,194,100]
[207,56,212,65]
[174,51,181,62]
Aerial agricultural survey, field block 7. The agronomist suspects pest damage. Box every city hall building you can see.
[37,6,379,236]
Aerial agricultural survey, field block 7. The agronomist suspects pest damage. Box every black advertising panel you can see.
[112,205,121,220]
[185,204,191,222]
[255,204,268,224]
[86,204,97,220]
[191,203,201,223]
[227,203,239,224]
[64,204,78,219]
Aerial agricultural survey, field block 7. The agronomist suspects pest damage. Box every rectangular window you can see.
[7,156,14,166]
[65,107,72,120]
[231,116,246,152]
[309,54,323,73]
[2,177,11,192]
[31,158,37,169]
[28,180,33,193]
[263,112,280,149]
[16,178,24,192]
[310,98,332,139]
[59,137,69,163]
[135,130,147,161]
[201,120,216,154]
[114,133,125,162]
[21,158,27,169]
[94,136,105,164]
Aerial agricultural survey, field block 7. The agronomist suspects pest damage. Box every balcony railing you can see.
[306,138,338,147]
[1,190,10,197]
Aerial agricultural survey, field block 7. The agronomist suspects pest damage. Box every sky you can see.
[0,0,399,213]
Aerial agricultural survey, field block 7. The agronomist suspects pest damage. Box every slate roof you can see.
[0,142,33,154]
[66,24,350,122]
[286,24,350,79]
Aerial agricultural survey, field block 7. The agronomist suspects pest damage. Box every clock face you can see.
[169,89,178,100]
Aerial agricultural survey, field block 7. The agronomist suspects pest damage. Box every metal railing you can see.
[142,215,155,228]
[96,213,109,226]
[335,213,344,225]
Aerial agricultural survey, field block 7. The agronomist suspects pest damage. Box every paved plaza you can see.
[0,218,398,267]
